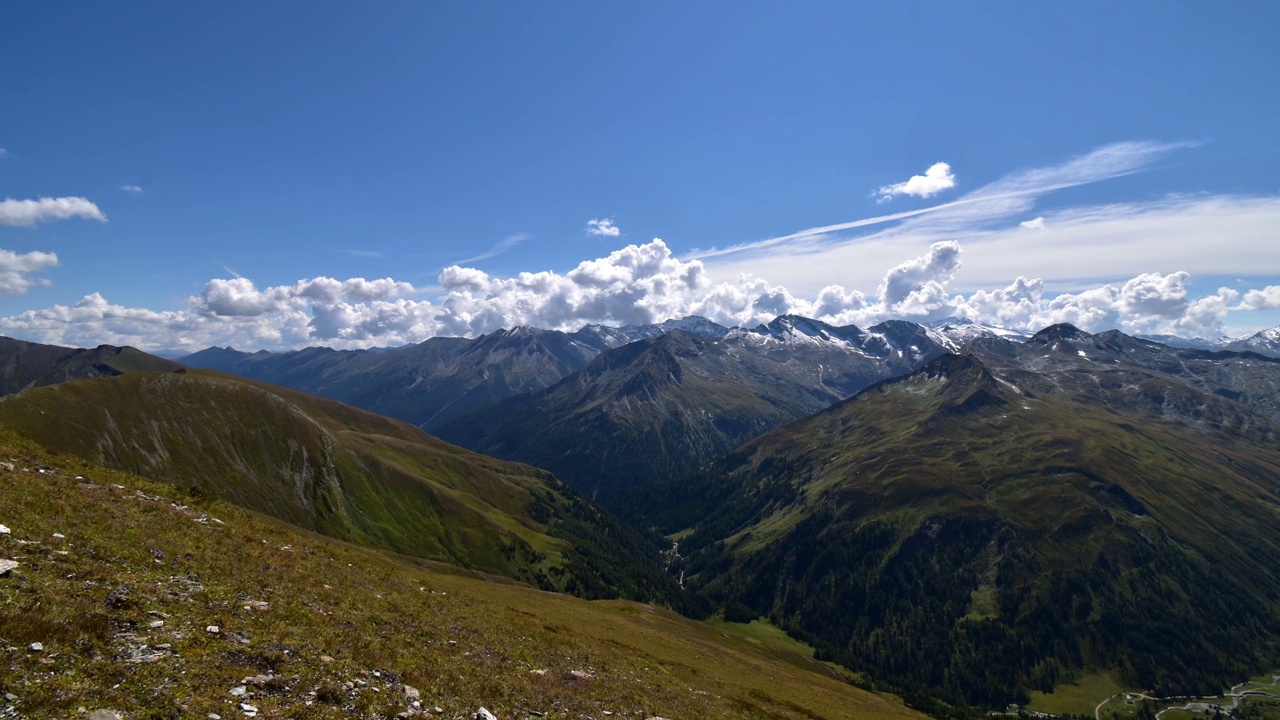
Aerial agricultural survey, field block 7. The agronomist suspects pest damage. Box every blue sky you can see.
[2,2,1278,351]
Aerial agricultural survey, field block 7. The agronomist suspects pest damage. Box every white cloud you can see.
[875,162,957,203]
[695,141,1191,273]
[195,276,416,318]
[963,276,1045,329]
[0,248,58,296]
[586,218,621,237]
[1020,216,1046,230]
[880,241,962,307]
[119,185,144,194]
[198,278,294,317]
[1239,285,1280,311]
[0,148,11,159]
[697,144,1272,300]
[437,239,709,334]
[1,234,1278,351]
[0,197,107,227]
[1119,271,1190,318]
[0,292,316,352]
[1172,288,1239,338]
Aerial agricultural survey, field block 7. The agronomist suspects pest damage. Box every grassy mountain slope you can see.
[653,350,1280,707]
[0,370,682,604]
[0,428,922,719]
[0,336,183,396]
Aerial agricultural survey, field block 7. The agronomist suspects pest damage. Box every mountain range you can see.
[645,324,1280,706]
[438,317,955,504]
[179,317,733,434]
[6,317,1280,714]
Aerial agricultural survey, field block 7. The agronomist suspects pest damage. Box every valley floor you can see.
[1025,673,1280,720]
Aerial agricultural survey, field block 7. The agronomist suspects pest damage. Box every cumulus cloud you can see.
[1171,288,1239,338]
[195,276,416,318]
[119,185,144,194]
[198,278,294,317]
[0,248,59,296]
[880,241,962,306]
[1238,285,1280,311]
[437,239,709,334]
[586,218,621,237]
[964,276,1045,330]
[1,234,1277,351]
[0,292,316,352]
[875,162,957,203]
[0,197,107,226]
[1119,271,1190,318]
[1020,216,1046,230]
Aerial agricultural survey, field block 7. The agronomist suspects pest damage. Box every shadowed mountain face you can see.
[0,336,184,395]
[180,318,731,433]
[0,369,690,606]
[436,318,951,505]
[648,328,1280,706]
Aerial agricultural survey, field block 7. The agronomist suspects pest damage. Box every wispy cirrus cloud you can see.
[695,140,1209,292]
[586,218,621,237]
[456,233,531,264]
[0,197,107,227]
[119,185,144,194]
[0,148,12,159]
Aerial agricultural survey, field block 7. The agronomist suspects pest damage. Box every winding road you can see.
[1093,675,1280,720]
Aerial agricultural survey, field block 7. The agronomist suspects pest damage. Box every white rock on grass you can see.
[472,709,498,720]
[0,524,10,535]
[28,642,43,652]
[0,559,17,576]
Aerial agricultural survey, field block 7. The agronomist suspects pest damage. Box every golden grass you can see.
[0,428,922,719]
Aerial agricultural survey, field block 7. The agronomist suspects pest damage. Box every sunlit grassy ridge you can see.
[0,370,684,603]
[0,428,921,719]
